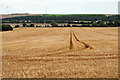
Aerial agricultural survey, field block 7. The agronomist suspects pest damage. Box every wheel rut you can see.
[70,28,93,50]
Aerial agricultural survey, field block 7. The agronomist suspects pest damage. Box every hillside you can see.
[0,14,44,19]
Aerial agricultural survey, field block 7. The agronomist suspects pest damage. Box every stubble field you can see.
[2,27,118,78]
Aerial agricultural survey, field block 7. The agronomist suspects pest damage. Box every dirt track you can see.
[2,27,118,78]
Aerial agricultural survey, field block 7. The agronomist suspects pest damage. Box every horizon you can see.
[0,13,119,15]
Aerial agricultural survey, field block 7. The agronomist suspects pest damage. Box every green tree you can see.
[99,21,107,27]
[51,21,58,27]
[114,20,120,26]
[92,21,96,26]
[0,24,13,31]
[22,23,27,27]
[30,24,35,27]
[15,25,20,28]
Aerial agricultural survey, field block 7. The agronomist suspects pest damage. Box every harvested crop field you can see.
[2,27,118,78]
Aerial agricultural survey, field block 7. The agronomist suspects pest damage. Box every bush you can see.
[22,23,27,27]
[59,25,64,27]
[38,26,42,27]
[81,24,91,27]
[51,21,58,27]
[29,24,35,27]
[36,25,38,27]
[114,20,120,27]
[45,25,50,27]
[67,23,71,27]
[91,21,107,27]
[0,24,13,31]
[64,25,67,27]
[15,25,20,28]
[26,24,30,27]
[72,25,81,27]
[98,21,107,27]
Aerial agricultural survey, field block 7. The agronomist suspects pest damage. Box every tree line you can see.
[13,20,120,28]
[2,14,118,23]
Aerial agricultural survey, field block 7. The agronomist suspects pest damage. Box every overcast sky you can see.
[0,0,119,14]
